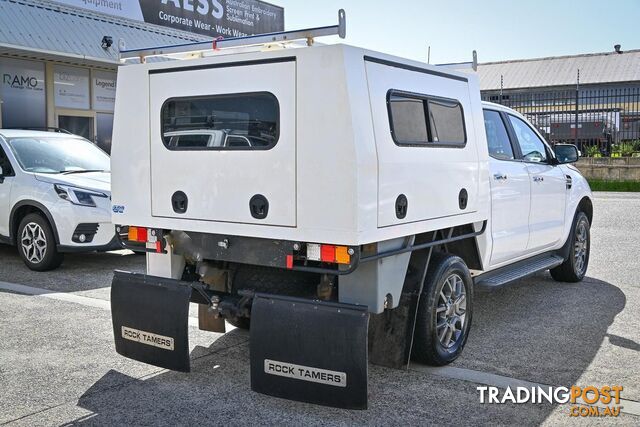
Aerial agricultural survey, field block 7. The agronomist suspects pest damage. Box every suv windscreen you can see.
[483,110,515,160]
[7,137,110,174]
[508,115,548,163]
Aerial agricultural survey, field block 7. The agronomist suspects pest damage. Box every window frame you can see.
[482,108,519,162]
[0,140,16,177]
[386,89,467,148]
[505,113,554,165]
[160,91,280,152]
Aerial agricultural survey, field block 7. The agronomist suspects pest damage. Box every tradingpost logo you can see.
[477,385,624,417]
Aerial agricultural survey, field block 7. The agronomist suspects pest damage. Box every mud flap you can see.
[250,294,369,409]
[111,271,192,372]
[368,232,436,369]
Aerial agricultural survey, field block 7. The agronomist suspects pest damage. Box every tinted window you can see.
[161,92,279,150]
[483,110,515,160]
[388,91,466,146]
[389,96,429,143]
[508,115,547,163]
[427,99,466,143]
[168,134,211,148]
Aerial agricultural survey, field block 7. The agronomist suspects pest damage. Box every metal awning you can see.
[0,0,209,68]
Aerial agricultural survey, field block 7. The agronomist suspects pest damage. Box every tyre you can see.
[412,252,473,366]
[17,213,64,271]
[551,211,590,283]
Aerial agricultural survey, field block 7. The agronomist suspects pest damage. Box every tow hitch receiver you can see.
[111,271,192,372]
[250,294,369,409]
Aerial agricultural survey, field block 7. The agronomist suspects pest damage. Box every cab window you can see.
[483,110,514,160]
[508,115,548,163]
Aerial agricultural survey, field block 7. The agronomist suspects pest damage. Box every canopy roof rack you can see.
[120,9,346,63]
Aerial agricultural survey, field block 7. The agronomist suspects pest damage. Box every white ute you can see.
[109,11,592,409]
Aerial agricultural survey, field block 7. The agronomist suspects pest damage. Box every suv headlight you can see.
[54,184,107,207]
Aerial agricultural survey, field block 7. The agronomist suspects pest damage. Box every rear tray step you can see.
[475,254,564,290]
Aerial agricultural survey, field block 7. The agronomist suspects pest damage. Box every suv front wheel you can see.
[17,213,64,271]
[550,211,590,282]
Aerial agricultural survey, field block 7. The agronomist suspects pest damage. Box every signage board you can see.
[0,58,46,127]
[54,0,284,38]
[54,65,90,110]
[92,71,117,111]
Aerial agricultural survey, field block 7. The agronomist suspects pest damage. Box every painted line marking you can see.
[410,364,640,416]
[0,280,200,328]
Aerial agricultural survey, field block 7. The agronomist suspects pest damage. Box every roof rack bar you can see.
[120,9,346,62]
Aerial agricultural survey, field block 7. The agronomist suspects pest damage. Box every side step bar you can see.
[475,254,564,290]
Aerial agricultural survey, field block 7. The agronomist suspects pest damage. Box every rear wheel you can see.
[17,213,64,271]
[412,253,473,366]
[551,211,590,282]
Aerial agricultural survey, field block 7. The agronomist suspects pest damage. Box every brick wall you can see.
[575,158,640,181]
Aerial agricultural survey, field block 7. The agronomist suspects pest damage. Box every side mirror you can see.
[0,165,4,184]
[554,144,579,164]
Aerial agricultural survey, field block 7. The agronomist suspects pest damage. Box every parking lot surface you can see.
[0,192,639,425]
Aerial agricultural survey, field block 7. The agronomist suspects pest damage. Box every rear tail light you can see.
[124,226,164,254]
[304,243,352,265]
[128,226,147,242]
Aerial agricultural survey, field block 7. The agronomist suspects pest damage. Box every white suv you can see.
[0,130,120,271]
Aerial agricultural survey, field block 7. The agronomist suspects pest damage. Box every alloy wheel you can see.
[21,222,47,264]
[574,220,588,275]
[435,273,467,349]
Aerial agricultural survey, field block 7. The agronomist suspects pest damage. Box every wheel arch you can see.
[9,200,60,245]
[577,196,593,225]
[558,198,592,261]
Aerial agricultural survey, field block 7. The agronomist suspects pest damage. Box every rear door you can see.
[483,109,531,266]
[149,59,296,226]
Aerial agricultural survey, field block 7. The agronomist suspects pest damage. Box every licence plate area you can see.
[149,59,297,227]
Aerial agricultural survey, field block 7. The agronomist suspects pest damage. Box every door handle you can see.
[533,176,544,182]
[493,173,507,181]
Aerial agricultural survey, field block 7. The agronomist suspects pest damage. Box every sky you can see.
[269,0,640,64]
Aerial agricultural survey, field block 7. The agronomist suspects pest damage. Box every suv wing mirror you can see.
[0,165,4,183]
[554,144,579,164]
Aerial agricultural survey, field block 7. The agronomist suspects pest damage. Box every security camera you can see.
[101,36,113,49]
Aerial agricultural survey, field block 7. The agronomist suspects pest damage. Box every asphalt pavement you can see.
[0,192,638,425]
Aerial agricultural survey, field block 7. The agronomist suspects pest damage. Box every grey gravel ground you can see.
[0,192,638,425]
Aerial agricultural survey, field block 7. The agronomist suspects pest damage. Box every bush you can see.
[585,145,600,157]
[612,142,635,157]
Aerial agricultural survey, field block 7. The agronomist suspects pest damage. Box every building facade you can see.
[477,49,640,154]
[0,0,283,152]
